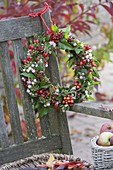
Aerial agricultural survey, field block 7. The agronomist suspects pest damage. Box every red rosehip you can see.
[43,53,49,58]
[26,56,31,61]
[28,44,34,50]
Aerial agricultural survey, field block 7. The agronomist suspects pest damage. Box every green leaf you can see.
[58,41,73,50]
[88,73,92,80]
[74,48,83,54]
[80,68,87,74]
[34,102,40,110]
[41,84,51,89]
[20,72,35,79]
[93,69,100,78]
[93,81,100,85]
[64,32,69,39]
[68,57,75,68]
[88,95,94,100]
[38,107,51,117]
[51,24,59,32]
[60,25,71,33]
[45,34,50,41]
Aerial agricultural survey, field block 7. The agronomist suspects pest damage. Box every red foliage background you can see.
[0,0,113,34]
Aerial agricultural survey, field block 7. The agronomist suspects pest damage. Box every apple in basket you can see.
[100,123,113,134]
[97,132,113,146]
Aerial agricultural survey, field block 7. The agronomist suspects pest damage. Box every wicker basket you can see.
[0,153,93,170]
[91,136,113,170]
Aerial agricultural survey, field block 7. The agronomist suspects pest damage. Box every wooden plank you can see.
[0,99,9,148]
[40,115,51,137]
[0,42,23,144]
[46,55,73,154]
[57,110,73,154]
[12,39,37,140]
[0,10,51,42]
[0,135,61,165]
[71,101,113,119]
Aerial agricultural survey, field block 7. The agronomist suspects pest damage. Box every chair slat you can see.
[0,42,23,144]
[0,99,9,148]
[46,55,73,154]
[0,10,50,42]
[0,135,61,165]
[72,102,113,119]
[12,39,37,140]
[40,115,51,137]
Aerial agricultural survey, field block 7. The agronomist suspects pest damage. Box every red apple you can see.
[100,123,113,134]
[97,132,113,146]
[110,136,113,145]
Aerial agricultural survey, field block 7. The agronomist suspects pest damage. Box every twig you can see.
[100,104,113,112]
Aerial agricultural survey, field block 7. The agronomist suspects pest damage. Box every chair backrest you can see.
[0,9,72,165]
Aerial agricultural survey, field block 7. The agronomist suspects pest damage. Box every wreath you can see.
[20,3,99,117]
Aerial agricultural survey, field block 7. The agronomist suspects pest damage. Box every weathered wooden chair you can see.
[0,9,73,166]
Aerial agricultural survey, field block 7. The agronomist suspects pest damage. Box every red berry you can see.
[91,62,96,67]
[84,44,91,50]
[43,53,49,58]
[33,39,39,43]
[88,68,92,74]
[76,85,80,89]
[41,94,45,98]
[62,101,65,104]
[70,100,74,104]
[26,56,31,61]
[52,85,55,91]
[67,97,70,100]
[22,59,27,64]
[82,59,86,63]
[80,61,83,66]
[28,44,34,50]
[89,68,92,72]
[35,58,38,62]
[54,103,59,108]
[39,90,43,94]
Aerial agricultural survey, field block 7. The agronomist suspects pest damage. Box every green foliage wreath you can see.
[20,24,99,117]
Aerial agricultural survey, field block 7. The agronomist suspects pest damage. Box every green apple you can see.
[97,132,113,146]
